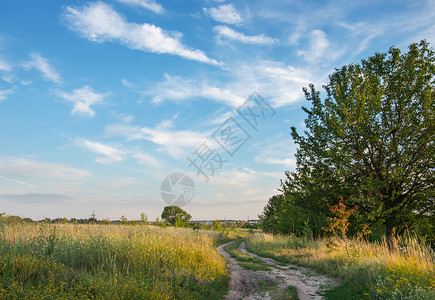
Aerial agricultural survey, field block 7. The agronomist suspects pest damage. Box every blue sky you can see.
[0,0,434,221]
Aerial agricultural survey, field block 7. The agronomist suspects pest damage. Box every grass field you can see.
[0,223,232,299]
[246,233,435,299]
[2,221,433,299]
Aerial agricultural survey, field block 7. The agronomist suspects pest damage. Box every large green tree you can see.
[161,206,192,225]
[283,41,434,240]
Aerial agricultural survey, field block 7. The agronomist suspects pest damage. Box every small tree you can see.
[323,197,357,240]
[323,197,357,257]
[174,217,185,227]
[140,212,149,226]
[120,215,128,225]
[161,206,191,225]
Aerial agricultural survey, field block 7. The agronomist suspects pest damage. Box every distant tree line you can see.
[0,207,259,230]
[260,41,435,244]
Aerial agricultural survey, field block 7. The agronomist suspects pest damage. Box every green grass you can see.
[257,279,277,291]
[223,240,271,271]
[246,233,435,300]
[0,223,231,299]
[280,286,299,299]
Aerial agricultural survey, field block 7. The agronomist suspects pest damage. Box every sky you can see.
[0,0,434,221]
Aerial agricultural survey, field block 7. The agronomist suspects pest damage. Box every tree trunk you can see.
[385,220,394,250]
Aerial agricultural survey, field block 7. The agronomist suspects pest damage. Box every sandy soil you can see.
[218,241,341,300]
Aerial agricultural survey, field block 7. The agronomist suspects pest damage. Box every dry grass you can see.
[246,233,435,299]
[0,223,230,299]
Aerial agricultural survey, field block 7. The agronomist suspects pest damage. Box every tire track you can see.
[218,240,341,300]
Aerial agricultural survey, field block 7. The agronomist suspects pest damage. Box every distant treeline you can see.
[0,213,260,229]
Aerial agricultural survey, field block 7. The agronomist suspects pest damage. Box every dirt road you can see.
[217,241,340,300]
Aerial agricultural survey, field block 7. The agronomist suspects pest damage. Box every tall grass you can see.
[0,223,230,299]
[246,233,435,299]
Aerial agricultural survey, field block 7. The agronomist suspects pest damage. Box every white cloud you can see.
[156,119,174,129]
[131,151,161,167]
[0,193,74,203]
[144,59,316,108]
[0,58,12,72]
[57,86,107,117]
[121,78,136,88]
[207,110,235,126]
[231,60,317,107]
[100,177,139,189]
[297,30,342,63]
[63,2,219,65]
[105,123,208,158]
[75,138,161,167]
[2,75,17,84]
[259,157,297,168]
[0,175,35,187]
[116,0,164,14]
[148,74,245,107]
[205,4,242,25]
[212,168,258,186]
[0,87,15,101]
[213,25,278,45]
[0,156,90,179]
[254,138,297,168]
[23,53,62,83]
[76,139,124,164]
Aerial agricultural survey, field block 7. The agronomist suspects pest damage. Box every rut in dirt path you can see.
[218,240,341,300]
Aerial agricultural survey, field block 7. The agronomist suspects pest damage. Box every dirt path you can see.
[218,241,341,300]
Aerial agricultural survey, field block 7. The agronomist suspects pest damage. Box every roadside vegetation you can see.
[246,233,434,299]
[257,40,435,299]
[0,222,231,299]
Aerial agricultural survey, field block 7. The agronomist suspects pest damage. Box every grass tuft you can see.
[246,233,434,299]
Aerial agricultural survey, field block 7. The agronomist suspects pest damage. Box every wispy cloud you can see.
[204,4,242,25]
[56,86,107,117]
[99,177,139,189]
[2,75,17,84]
[0,58,12,72]
[116,0,164,14]
[0,175,35,187]
[63,2,219,65]
[23,53,62,83]
[146,60,315,108]
[131,151,161,167]
[76,139,124,164]
[105,123,208,158]
[254,139,297,168]
[0,193,74,203]
[0,87,15,101]
[147,74,245,107]
[297,30,331,63]
[0,156,90,179]
[213,25,278,45]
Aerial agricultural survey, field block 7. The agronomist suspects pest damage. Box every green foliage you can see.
[140,212,149,226]
[120,215,128,225]
[174,216,186,227]
[161,206,192,225]
[212,220,223,231]
[263,41,435,240]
